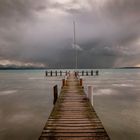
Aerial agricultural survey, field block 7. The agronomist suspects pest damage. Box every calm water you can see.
[0,69,140,140]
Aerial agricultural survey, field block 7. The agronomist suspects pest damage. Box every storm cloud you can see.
[0,0,140,68]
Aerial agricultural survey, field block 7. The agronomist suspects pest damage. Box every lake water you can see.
[0,69,140,140]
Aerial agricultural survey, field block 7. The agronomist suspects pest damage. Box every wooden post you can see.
[66,71,67,76]
[82,71,84,76]
[62,79,65,88]
[45,71,48,76]
[87,86,93,105]
[74,71,76,77]
[75,71,78,78]
[50,71,53,76]
[96,70,99,76]
[68,71,70,76]
[55,71,57,76]
[80,78,83,86]
[65,79,67,86]
[91,70,93,76]
[53,85,58,105]
[60,71,62,76]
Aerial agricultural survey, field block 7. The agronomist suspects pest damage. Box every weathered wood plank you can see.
[43,129,106,133]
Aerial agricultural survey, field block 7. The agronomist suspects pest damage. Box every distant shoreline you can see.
[116,67,140,69]
[0,67,140,70]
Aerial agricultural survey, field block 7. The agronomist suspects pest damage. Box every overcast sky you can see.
[0,0,140,68]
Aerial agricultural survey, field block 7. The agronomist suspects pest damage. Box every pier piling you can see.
[88,86,93,104]
[50,71,53,76]
[45,71,48,76]
[53,85,58,105]
[60,71,62,76]
[96,70,99,76]
[45,70,99,77]
[80,78,83,86]
[91,70,93,76]
[62,79,66,88]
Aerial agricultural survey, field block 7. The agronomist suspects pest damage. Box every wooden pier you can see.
[39,72,110,140]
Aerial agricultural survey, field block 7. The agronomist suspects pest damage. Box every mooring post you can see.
[50,71,53,76]
[62,79,66,88]
[45,71,48,76]
[60,71,62,76]
[96,70,99,76]
[80,78,83,86]
[55,71,57,76]
[66,71,68,76]
[75,71,78,78]
[68,71,70,77]
[53,85,58,105]
[74,71,76,77]
[91,70,93,76]
[77,71,79,76]
[82,71,84,76]
[87,86,93,105]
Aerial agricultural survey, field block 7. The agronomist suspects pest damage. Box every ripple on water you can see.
[112,83,134,87]
[93,89,117,96]
[0,90,17,96]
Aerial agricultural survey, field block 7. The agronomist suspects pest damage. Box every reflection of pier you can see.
[39,72,110,140]
[45,70,99,76]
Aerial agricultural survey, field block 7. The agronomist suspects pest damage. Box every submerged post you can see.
[53,85,58,105]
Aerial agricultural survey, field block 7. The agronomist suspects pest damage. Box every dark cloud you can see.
[0,0,140,68]
[0,0,47,17]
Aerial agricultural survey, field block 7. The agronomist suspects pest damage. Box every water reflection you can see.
[84,69,140,140]
[0,69,140,140]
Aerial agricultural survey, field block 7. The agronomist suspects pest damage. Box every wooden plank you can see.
[43,129,105,133]
[40,137,109,140]
[41,132,108,137]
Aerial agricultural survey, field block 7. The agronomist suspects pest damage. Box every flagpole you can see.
[73,21,78,69]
